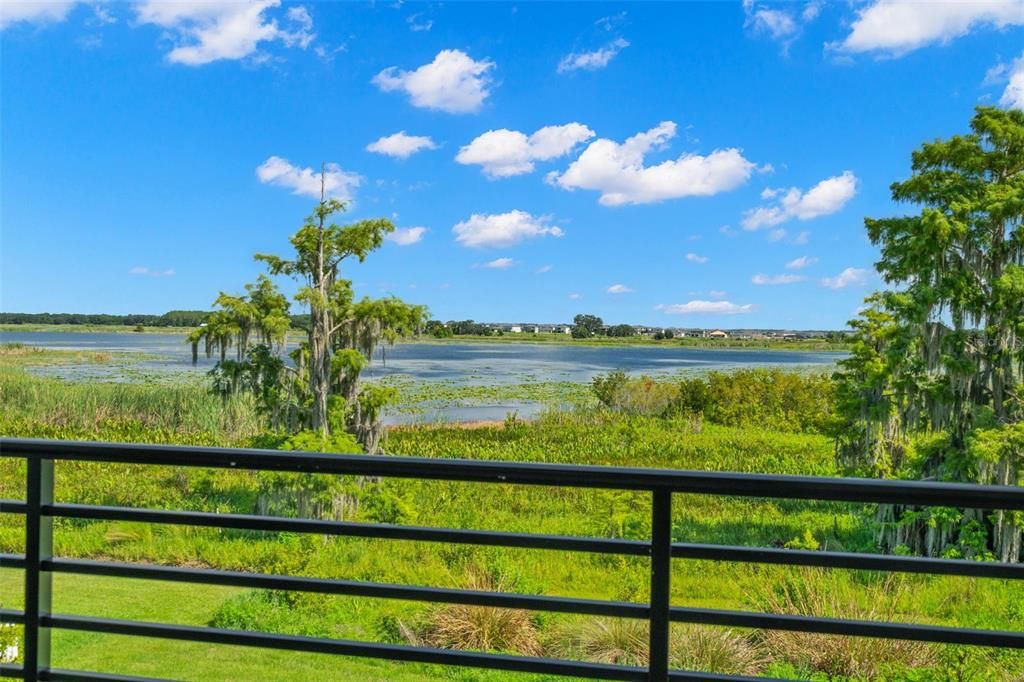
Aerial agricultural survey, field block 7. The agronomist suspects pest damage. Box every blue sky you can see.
[2,1,1023,329]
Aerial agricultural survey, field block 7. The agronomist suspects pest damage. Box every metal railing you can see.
[1,437,1023,681]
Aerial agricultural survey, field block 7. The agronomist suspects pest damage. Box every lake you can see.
[0,331,846,423]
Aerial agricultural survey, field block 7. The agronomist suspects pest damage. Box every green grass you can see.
[0,359,1020,680]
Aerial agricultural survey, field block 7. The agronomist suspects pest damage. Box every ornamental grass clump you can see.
[420,574,542,656]
[751,568,936,678]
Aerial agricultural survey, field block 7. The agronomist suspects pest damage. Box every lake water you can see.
[1,331,846,423]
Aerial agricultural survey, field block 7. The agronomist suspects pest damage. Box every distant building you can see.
[708,330,729,339]
[510,325,523,333]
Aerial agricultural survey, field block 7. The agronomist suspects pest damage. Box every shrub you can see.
[592,370,628,408]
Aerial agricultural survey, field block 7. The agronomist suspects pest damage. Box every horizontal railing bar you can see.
[43,670,168,682]
[47,558,648,619]
[47,504,651,556]
[4,438,1023,509]
[44,614,650,681]
[0,553,27,570]
[0,499,27,515]
[670,606,1024,648]
[0,665,24,679]
[671,542,1024,579]
[0,608,26,625]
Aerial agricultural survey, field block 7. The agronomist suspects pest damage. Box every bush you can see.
[590,369,836,433]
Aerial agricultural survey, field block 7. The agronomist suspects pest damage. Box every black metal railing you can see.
[1,437,1023,681]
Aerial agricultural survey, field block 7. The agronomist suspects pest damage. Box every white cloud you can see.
[743,0,821,48]
[483,257,515,270]
[685,253,709,264]
[548,121,755,206]
[536,265,553,274]
[366,131,437,159]
[794,231,810,245]
[821,267,868,289]
[386,227,427,246]
[373,49,494,114]
[658,300,756,315]
[256,156,361,202]
[453,210,564,248]
[743,171,858,230]
[1000,52,1024,109]
[557,37,629,73]
[129,266,175,277]
[456,123,595,178]
[135,0,314,65]
[833,0,1024,56]
[1,0,79,28]
[406,12,432,32]
[607,284,634,294]
[748,6,798,41]
[767,228,787,242]
[752,273,804,285]
[569,292,582,300]
[786,256,818,269]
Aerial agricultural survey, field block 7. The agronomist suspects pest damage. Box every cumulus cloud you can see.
[135,0,314,65]
[548,121,755,206]
[833,0,1024,56]
[607,284,634,294]
[997,52,1024,109]
[752,273,804,285]
[453,210,564,248]
[456,123,595,178]
[685,253,709,264]
[658,300,756,315]
[786,256,818,269]
[366,131,437,159]
[129,266,175,277]
[1,0,80,28]
[256,156,361,202]
[557,37,629,73]
[373,49,494,114]
[483,257,515,269]
[743,171,858,230]
[821,267,868,289]
[385,227,427,246]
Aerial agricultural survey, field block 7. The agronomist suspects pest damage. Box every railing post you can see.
[648,488,672,681]
[24,457,53,682]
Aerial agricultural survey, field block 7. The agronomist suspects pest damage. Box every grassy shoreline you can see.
[1,324,849,352]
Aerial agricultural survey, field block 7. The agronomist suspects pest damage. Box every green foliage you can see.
[572,313,603,338]
[590,369,835,433]
[835,106,1024,561]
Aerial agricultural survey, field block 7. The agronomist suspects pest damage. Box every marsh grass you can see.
[0,368,262,440]
[751,568,937,677]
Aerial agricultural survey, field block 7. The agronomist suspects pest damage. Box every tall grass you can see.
[0,369,262,440]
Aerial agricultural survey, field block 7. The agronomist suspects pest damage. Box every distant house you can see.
[510,325,523,333]
[708,330,729,339]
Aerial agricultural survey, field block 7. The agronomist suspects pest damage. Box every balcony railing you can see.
[0,436,1022,681]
